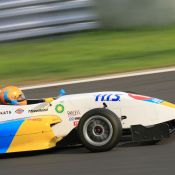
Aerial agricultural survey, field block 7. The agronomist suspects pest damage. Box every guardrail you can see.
[0,0,99,41]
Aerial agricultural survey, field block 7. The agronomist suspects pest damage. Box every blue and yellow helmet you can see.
[0,86,27,105]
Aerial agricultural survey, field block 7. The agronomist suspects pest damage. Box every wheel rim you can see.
[83,115,113,146]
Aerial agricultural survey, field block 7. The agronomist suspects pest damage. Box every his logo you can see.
[15,108,24,114]
[55,104,64,113]
[95,94,121,102]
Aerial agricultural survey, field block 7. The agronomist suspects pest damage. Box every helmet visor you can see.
[17,93,26,102]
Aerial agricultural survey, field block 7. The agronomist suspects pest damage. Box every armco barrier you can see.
[0,0,99,41]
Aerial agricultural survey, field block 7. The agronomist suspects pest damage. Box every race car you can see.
[0,91,175,154]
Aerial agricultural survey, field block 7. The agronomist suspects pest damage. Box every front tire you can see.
[78,108,122,152]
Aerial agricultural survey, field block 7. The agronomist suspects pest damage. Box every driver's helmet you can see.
[0,86,27,105]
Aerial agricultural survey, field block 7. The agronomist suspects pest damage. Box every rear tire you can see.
[78,108,122,152]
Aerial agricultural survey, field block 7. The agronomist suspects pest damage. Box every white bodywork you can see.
[0,91,175,138]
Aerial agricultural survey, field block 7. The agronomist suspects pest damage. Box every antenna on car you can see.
[103,102,107,108]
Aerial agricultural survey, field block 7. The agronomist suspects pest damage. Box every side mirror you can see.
[59,89,66,96]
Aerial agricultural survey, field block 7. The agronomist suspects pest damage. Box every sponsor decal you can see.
[67,110,80,117]
[75,117,81,120]
[0,111,11,115]
[128,93,163,104]
[55,104,64,113]
[33,103,50,110]
[128,93,151,101]
[28,108,48,113]
[15,108,24,114]
[28,118,42,121]
[69,116,81,122]
[145,98,163,104]
[95,94,121,102]
[73,121,79,127]
[69,117,75,121]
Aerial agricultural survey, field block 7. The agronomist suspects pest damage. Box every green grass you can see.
[0,27,175,86]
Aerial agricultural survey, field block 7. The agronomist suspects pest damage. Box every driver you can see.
[0,86,54,105]
[0,86,27,105]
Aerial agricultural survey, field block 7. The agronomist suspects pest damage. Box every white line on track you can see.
[21,66,175,90]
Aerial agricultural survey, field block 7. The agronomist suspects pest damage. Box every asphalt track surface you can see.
[1,71,175,175]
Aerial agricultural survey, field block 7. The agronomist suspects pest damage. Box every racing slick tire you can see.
[78,108,122,152]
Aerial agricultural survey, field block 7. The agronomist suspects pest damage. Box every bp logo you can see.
[55,104,64,113]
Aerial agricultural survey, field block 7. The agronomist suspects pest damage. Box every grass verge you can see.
[0,27,175,86]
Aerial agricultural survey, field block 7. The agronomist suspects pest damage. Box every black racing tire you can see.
[78,108,122,152]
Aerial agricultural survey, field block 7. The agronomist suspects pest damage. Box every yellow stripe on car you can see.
[161,101,175,109]
[7,116,62,153]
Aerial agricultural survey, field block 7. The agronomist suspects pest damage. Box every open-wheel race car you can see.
[0,90,175,154]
